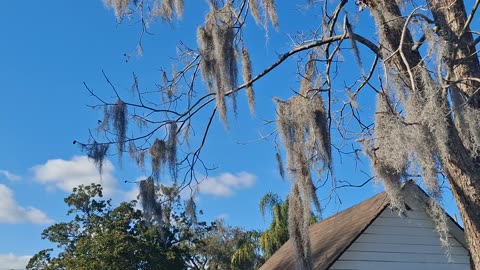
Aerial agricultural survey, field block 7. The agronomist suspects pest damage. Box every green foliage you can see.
[26,249,56,270]
[259,193,289,259]
[27,184,186,270]
[27,183,267,270]
[231,230,264,270]
[259,193,317,260]
[186,220,264,270]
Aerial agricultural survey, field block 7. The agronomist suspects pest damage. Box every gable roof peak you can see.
[259,180,465,270]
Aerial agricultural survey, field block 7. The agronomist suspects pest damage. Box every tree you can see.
[259,193,317,260]
[258,193,290,260]
[231,230,264,270]
[27,184,186,270]
[187,220,263,270]
[27,183,262,270]
[78,1,480,269]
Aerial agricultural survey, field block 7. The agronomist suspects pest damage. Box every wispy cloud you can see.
[0,253,31,269]
[32,156,117,196]
[0,184,53,224]
[197,172,256,197]
[124,185,140,202]
[0,169,21,181]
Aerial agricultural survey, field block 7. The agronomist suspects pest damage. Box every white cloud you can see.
[32,156,117,196]
[197,172,256,197]
[0,253,31,269]
[124,185,140,202]
[0,184,53,224]
[0,169,21,181]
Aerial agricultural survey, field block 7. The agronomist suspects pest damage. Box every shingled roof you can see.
[258,180,466,270]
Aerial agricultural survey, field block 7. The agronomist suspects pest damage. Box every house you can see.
[259,180,471,270]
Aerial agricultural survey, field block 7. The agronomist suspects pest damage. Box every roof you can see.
[258,180,466,270]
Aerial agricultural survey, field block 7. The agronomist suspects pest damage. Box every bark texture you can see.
[367,1,480,269]
[445,155,480,269]
[428,0,480,107]
[428,2,480,268]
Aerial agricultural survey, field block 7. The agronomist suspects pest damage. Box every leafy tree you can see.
[186,219,263,270]
[27,184,185,270]
[27,183,263,270]
[78,0,480,268]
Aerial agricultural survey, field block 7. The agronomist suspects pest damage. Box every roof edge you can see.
[402,180,468,248]
[324,196,389,269]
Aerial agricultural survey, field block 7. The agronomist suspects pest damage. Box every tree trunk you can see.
[366,1,480,268]
[427,2,480,268]
[445,157,480,269]
[427,0,480,107]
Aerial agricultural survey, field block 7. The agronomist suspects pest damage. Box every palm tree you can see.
[230,193,318,269]
[230,230,264,270]
[258,193,290,259]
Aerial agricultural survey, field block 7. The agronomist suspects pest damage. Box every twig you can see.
[461,0,480,37]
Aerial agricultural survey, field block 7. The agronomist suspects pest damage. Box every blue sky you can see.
[0,1,464,269]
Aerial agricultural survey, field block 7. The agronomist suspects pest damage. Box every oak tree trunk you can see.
[445,156,480,269]
[366,1,480,268]
[428,1,480,268]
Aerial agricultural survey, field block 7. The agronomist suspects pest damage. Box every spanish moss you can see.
[112,99,127,159]
[149,138,167,180]
[82,141,109,175]
[166,122,178,181]
[103,0,130,19]
[197,3,238,126]
[370,92,407,211]
[241,47,255,114]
